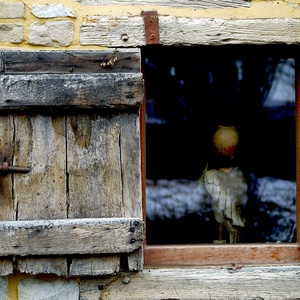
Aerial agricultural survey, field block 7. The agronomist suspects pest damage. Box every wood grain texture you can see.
[0,73,143,110]
[80,16,300,47]
[17,257,68,275]
[69,255,120,276]
[76,0,250,9]
[3,50,141,74]
[144,244,300,266]
[93,266,300,299]
[67,114,123,218]
[0,259,13,276]
[120,112,142,219]
[14,115,67,220]
[0,115,15,221]
[0,218,143,256]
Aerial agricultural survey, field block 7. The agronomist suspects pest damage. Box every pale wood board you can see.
[93,266,300,299]
[0,73,143,110]
[17,257,68,276]
[0,115,15,221]
[67,114,123,218]
[80,16,300,46]
[0,218,143,256]
[69,255,120,276]
[76,0,250,9]
[14,115,67,220]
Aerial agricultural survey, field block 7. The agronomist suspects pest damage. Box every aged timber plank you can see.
[14,115,67,220]
[76,0,250,9]
[120,112,142,218]
[0,115,15,221]
[0,73,143,110]
[91,266,300,299]
[67,114,123,218]
[17,257,68,275]
[3,50,141,74]
[120,112,143,271]
[0,259,13,276]
[0,218,143,256]
[80,16,300,46]
[69,255,120,276]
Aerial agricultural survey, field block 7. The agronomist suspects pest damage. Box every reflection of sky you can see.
[264,58,295,107]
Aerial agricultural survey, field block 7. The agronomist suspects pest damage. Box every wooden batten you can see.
[0,218,144,257]
[3,50,141,74]
[76,0,250,9]
[0,49,143,110]
[0,73,143,110]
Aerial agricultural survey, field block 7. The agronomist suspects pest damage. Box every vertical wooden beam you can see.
[296,59,300,243]
[0,115,15,221]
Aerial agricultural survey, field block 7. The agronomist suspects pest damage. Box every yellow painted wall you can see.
[1,0,300,50]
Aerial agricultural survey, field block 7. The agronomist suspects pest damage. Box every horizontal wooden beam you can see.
[80,16,300,46]
[94,265,300,299]
[1,49,141,74]
[77,0,250,9]
[144,244,300,266]
[0,218,144,256]
[0,73,143,109]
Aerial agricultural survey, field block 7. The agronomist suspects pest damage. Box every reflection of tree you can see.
[143,46,296,182]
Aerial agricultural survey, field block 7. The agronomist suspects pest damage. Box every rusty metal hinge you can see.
[0,162,30,174]
[142,11,160,45]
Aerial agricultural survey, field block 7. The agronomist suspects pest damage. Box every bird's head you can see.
[212,125,239,159]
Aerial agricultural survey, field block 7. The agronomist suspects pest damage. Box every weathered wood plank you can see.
[76,0,250,9]
[80,16,300,46]
[0,73,143,110]
[67,114,123,218]
[69,255,120,276]
[127,249,143,271]
[3,50,141,74]
[0,115,15,221]
[120,112,142,219]
[0,218,143,256]
[0,258,13,276]
[95,266,300,299]
[14,115,67,220]
[12,115,68,274]
[17,257,68,275]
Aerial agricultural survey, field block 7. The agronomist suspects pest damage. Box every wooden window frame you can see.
[141,48,300,266]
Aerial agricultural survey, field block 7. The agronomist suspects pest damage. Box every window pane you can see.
[143,46,296,244]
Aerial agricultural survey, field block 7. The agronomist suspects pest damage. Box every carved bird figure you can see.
[205,126,248,243]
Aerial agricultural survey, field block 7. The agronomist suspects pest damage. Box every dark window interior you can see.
[143,45,297,244]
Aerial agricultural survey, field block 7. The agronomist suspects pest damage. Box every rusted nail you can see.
[133,220,139,226]
[130,238,136,244]
[130,227,135,233]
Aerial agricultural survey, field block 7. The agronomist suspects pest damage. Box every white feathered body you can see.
[205,167,248,243]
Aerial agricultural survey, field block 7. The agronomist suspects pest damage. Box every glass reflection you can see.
[144,46,296,244]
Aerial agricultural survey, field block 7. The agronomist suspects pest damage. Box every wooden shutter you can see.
[0,50,144,276]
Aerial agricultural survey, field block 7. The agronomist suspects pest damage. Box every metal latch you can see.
[0,162,30,174]
[143,10,160,45]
